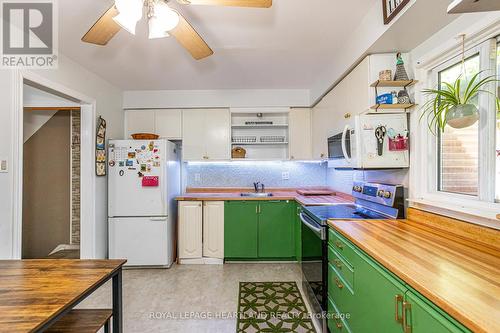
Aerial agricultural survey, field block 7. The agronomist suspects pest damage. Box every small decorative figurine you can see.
[394,52,409,81]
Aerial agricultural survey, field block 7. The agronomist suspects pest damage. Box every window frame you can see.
[410,35,500,229]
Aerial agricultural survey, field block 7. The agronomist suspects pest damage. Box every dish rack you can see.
[232,136,257,143]
[260,136,286,143]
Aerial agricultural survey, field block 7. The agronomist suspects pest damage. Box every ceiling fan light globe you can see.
[148,16,170,39]
[153,2,180,31]
[113,13,139,35]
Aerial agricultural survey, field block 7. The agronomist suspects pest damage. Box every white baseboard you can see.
[179,257,224,265]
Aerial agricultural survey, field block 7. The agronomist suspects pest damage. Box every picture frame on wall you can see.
[383,0,410,25]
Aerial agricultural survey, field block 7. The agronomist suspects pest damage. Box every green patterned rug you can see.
[237,282,316,333]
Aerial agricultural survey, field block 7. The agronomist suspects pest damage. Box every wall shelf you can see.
[370,80,418,88]
[370,103,417,111]
[231,124,288,129]
[232,142,289,146]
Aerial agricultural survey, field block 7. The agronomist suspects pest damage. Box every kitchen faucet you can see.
[253,182,265,193]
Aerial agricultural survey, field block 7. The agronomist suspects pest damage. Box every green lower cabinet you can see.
[224,200,295,260]
[258,201,294,259]
[327,228,470,333]
[224,201,258,258]
[403,290,469,333]
[294,203,302,262]
[351,248,408,333]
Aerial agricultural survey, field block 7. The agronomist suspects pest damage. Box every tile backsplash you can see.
[185,161,328,188]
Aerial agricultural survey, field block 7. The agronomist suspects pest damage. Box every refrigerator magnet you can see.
[140,164,147,172]
[126,160,133,167]
[148,142,154,151]
[146,164,151,172]
[153,161,160,167]
[128,152,136,159]
[109,160,115,167]
[141,145,146,150]
[119,161,125,167]
[142,176,159,187]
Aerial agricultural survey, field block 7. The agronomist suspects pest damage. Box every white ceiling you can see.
[58,0,378,91]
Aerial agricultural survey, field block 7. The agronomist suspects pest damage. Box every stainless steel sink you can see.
[240,192,274,198]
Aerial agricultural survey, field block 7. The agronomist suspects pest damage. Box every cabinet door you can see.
[224,201,258,258]
[258,201,294,259]
[205,109,230,160]
[155,109,182,140]
[404,290,467,333]
[295,203,302,262]
[125,110,155,139]
[311,101,330,159]
[289,108,312,160]
[178,201,203,259]
[203,201,224,259]
[182,109,207,161]
[351,250,408,333]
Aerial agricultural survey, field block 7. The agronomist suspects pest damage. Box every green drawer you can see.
[328,244,354,290]
[328,296,352,333]
[328,263,355,321]
[329,228,356,266]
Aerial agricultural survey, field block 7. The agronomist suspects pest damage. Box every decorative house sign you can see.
[96,116,107,176]
[383,0,410,24]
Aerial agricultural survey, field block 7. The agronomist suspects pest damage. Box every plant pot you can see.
[445,104,479,129]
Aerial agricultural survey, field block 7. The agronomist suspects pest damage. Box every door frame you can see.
[12,69,97,259]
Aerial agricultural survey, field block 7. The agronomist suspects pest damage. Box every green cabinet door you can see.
[258,201,295,259]
[294,203,302,262]
[224,201,258,259]
[404,290,468,333]
[352,249,408,333]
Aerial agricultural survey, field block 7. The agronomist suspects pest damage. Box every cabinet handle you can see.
[335,241,344,249]
[333,259,342,269]
[334,277,344,289]
[256,205,258,214]
[335,318,343,330]
[320,153,325,158]
[402,301,412,333]
[394,294,403,323]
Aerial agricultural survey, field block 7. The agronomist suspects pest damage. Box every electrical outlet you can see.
[195,173,201,182]
[282,172,290,180]
[0,159,7,173]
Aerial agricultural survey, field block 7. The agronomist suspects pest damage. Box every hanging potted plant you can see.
[420,71,500,133]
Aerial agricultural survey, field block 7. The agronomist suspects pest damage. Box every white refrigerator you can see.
[108,139,180,267]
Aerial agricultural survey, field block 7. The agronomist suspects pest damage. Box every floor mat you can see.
[237,281,316,333]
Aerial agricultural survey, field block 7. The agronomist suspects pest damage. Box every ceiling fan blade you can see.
[82,5,121,46]
[169,13,213,60]
[177,0,272,8]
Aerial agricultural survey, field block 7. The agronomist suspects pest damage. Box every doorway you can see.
[22,84,82,259]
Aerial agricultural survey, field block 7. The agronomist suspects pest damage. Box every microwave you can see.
[327,113,409,169]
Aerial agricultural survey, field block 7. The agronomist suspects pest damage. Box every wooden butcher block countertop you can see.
[176,187,353,206]
[328,208,500,333]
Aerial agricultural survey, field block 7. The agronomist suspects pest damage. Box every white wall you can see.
[0,54,123,259]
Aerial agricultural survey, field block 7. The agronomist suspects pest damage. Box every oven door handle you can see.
[300,213,326,240]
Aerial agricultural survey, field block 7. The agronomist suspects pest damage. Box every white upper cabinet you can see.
[155,109,182,140]
[125,109,182,140]
[289,108,312,160]
[125,110,155,138]
[311,56,371,160]
[182,109,231,161]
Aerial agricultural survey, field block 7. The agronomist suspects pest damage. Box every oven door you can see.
[300,212,327,329]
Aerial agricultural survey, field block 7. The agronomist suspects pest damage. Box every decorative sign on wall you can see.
[96,116,107,176]
[383,0,410,24]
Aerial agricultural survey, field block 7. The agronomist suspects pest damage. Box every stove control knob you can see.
[353,186,362,193]
[383,191,392,199]
[377,190,385,197]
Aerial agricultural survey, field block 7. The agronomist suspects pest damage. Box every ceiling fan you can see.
[82,0,272,60]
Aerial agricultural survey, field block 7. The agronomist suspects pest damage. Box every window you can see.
[496,41,500,201]
[438,55,480,196]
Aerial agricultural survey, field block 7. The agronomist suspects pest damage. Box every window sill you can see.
[408,197,500,231]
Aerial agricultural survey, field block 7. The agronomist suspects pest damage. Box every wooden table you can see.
[0,260,126,333]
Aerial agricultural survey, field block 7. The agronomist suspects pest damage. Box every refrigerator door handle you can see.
[150,217,167,221]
